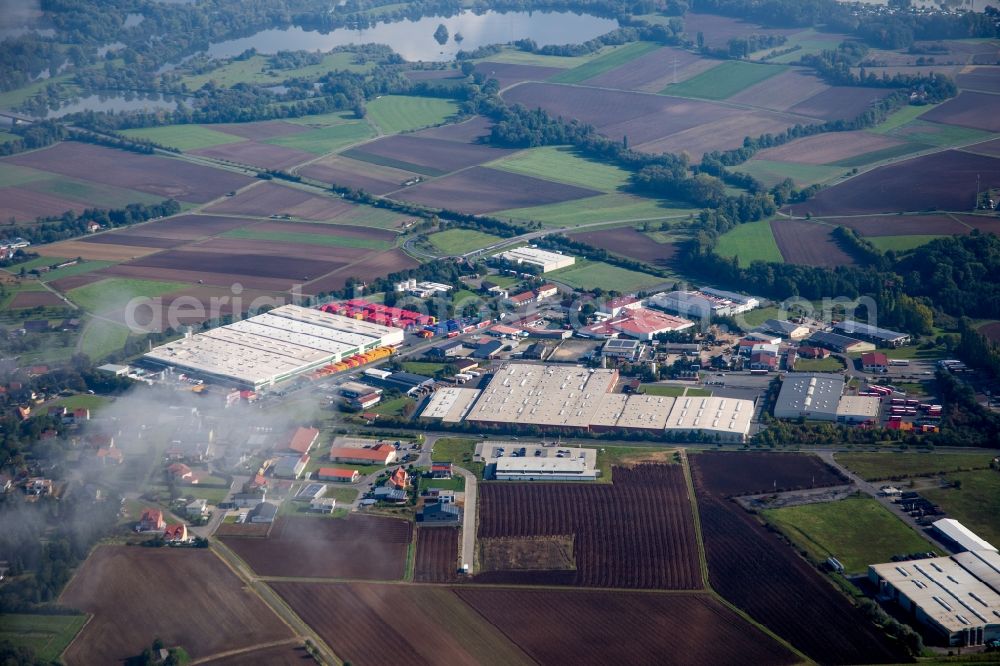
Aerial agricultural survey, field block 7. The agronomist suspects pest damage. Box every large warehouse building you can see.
[499,247,575,273]
[144,305,403,390]
[456,363,753,441]
[774,374,881,423]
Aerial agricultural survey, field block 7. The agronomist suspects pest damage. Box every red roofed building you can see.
[164,524,188,542]
[506,291,536,308]
[862,352,889,373]
[284,427,319,454]
[431,462,453,479]
[318,467,360,483]
[139,508,165,531]
[96,447,124,465]
[749,352,778,372]
[796,345,830,359]
[535,284,559,300]
[598,296,641,317]
[329,443,396,466]
[580,308,695,341]
[389,467,409,490]
[167,463,195,483]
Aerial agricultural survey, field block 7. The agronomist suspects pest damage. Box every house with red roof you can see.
[862,352,889,373]
[329,443,396,466]
[389,467,409,490]
[139,508,165,531]
[318,467,360,483]
[283,427,319,455]
[167,463,195,483]
[163,524,188,543]
[431,462,453,479]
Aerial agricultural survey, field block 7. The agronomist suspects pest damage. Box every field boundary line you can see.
[680,451,814,665]
[55,612,93,664]
[189,637,302,665]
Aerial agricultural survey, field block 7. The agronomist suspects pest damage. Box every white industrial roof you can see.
[500,247,573,265]
[421,387,482,422]
[666,396,752,437]
[836,395,881,420]
[870,556,1000,633]
[934,519,998,553]
[589,392,629,428]
[617,394,673,430]
[495,456,589,474]
[954,550,1000,595]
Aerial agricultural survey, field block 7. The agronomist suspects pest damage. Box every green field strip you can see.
[499,193,693,227]
[182,52,373,90]
[286,111,363,127]
[0,613,88,662]
[661,61,788,100]
[869,103,939,135]
[80,318,131,361]
[887,119,995,147]
[427,229,503,254]
[221,227,391,250]
[547,258,664,291]
[39,260,116,283]
[488,146,631,192]
[266,122,376,154]
[365,95,460,135]
[732,159,843,188]
[474,47,605,69]
[714,219,783,266]
[121,124,246,151]
[549,41,661,84]
[19,175,164,209]
[68,278,189,314]
[339,147,448,177]
[0,162,53,187]
[866,234,944,253]
[829,141,932,168]
[0,131,18,145]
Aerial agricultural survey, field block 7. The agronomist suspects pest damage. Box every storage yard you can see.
[143,304,402,390]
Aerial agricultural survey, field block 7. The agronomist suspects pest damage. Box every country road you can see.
[455,465,478,574]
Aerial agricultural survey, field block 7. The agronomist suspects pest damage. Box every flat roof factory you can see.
[499,247,575,273]
[143,305,403,391]
[774,374,880,423]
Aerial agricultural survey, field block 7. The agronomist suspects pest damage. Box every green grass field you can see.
[834,452,998,481]
[267,122,375,154]
[759,30,845,64]
[47,393,112,411]
[38,260,115,284]
[121,125,244,151]
[401,361,449,376]
[662,61,788,100]
[18,175,164,210]
[0,131,18,145]
[68,278,187,314]
[427,229,502,255]
[869,104,938,135]
[474,47,602,68]
[430,437,483,478]
[0,613,88,662]
[793,356,845,372]
[714,219,783,266]
[80,318,131,360]
[422,476,465,491]
[732,159,843,188]
[489,146,630,192]
[0,163,49,187]
[548,259,665,291]
[888,120,995,147]
[182,52,373,89]
[867,235,943,253]
[500,193,693,228]
[366,95,460,134]
[922,470,1000,548]
[549,42,661,84]
[372,396,416,417]
[220,227,391,250]
[762,497,940,574]
[286,111,359,127]
[640,384,686,397]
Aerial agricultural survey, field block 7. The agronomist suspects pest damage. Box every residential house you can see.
[234,491,266,508]
[139,508,165,531]
[749,353,778,372]
[329,443,396,466]
[309,498,337,514]
[318,467,360,483]
[430,462,453,479]
[796,345,830,360]
[167,463,195,483]
[422,488,455,504]
[535,284,559,300]
[389,467,409,490]
[248,501,278,523]
[186,499,208,518]
[163,524,188,543]
[419,502,461,524]
[372,486,407,504]
[96,446,124,466]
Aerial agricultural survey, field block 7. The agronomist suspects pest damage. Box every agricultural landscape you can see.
[2,0,1000,665]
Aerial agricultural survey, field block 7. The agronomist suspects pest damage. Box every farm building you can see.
[282,427,319,455]
[579,307,695,340]
[273,454,309,479]
[762,319,810,340]
[419,502,461,524]
[420,387,482,423]
[807,330,876,354]
[329,443,396,465]
[774,374,845,421]
[248,501,278,523]
[932,519,997,553]
[317,467,359,483]
[869,554,1000,647]
[862,352,890,373]
[834,321,910,348]
[143,305,404,390]
[602,338,644,361]
[499,247,575,273]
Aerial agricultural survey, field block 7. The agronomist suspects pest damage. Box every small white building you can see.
[185,498,208,518]
[494,456,597,481]
[310,497,337,513]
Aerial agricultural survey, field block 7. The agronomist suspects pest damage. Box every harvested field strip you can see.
[732,160,843,188]
[754,130,909,166]
[867,235,942,252]
[714,219,783,266]
[8,291,66,309]
[568,226,678,268]
[819,213,971,237]
[297,154,422,194]
[221,515,412,579]
[413,527,460,583]
[830,141,931,168]
[219,228,392,250]
[300,249,419,295]
[121,125,245,151]
[787,86,893,122]
[272,582,534,666]
[726,68,830,111]
[189,141,316,171]
[59,546,293,665]
[365,95,460,134]
[345,134,517,175]
[662,61,788,100]
[472,62,563,89]
[633,111,798,158]
[33,240,163,262]
[488,146,630,191]
[212,121,312,140]
[551,41,661,84]
[582,46,719,92]
[456,588,799,666]
[771,219,857,267]
[921,90,1000,132]
[341,147,447,177]
[476,464,702,590]
[690,452,845,498]
[201,181,358,221]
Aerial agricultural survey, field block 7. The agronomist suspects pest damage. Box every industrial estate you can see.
[1,0,1000,665]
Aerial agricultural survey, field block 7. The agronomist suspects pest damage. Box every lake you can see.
[839,0,998,9]
[37,93,182,119]
[205,10,620,62]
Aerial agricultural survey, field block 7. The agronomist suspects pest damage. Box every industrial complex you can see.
[143,305,404,390]
[773,374,881,423]
[442,363,754,441]
[498,246,575,273]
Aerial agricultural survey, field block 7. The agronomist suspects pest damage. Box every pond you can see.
[36,92,182,118]
[205,10,620,62]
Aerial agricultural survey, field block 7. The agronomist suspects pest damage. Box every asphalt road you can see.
[454,465,477,574]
